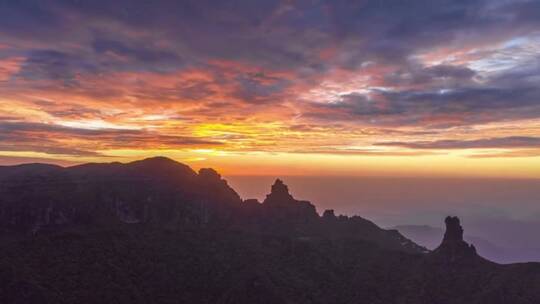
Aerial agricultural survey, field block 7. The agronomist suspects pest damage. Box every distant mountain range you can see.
[1,157,539,303]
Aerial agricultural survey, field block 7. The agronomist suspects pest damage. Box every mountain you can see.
[0,157,423,253]
[0,157,539,303]
[0,157,238,232]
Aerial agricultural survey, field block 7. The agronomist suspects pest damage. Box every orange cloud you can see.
[0,57,24,81]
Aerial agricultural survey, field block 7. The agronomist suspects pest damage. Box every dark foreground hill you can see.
[0,157,539,303]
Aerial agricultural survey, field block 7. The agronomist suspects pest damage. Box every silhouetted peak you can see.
[261,179,318,220]
[198,168,221,180]
[433,216,478,261]
[271,179,290,196]
[443,216,464,242]
[264,179,294,205]
[126,156,197,177]
[127,156,187,171]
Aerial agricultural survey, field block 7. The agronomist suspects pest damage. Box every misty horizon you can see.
[228,174,540,263]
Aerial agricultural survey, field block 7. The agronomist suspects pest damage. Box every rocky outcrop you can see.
[263,179,295,206]
[442,216,464,242]
[432,216,478,262]
[262,179,318,221]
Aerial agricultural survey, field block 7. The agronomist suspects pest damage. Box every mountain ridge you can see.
[1,157,539,303]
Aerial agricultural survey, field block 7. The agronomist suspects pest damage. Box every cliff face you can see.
[261,179,319,220]
[0,157,422,252]
[0,157,242,233]
[443,216,464,242]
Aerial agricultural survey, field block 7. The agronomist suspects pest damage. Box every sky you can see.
[1,0,540,177]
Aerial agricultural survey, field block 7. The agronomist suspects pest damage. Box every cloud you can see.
[384,64,476,87]
[1,0,534,72]
[0,143,101,156]
[0,121,221,146]
[15,49,99,85]
[0,155,79,166]
[92,38,178,63]
[0,0,540,160]
[308,84,540,127]
[290,148,438,157]
[467,150,540,159]
[0,56,24,81]
[0,121,222,156]
[232,72,293,104]
[377,137,540,150]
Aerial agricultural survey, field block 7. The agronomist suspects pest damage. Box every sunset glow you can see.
[1,1,540,177]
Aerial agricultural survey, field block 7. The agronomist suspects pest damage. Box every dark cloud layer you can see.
[2,0,538,74]
[309,82,540,127]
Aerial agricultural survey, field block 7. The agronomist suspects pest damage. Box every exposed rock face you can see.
[433,216,478,261]
[262,179,318,221]
[443,216,464,242]
[0,157,242,233]
[198,168,221,181]
[263,179,294,206]
[197,167,242,209]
